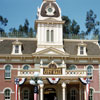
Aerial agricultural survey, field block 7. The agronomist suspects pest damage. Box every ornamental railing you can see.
[18,69,87,77]
[18,69,38,77]
[66,70,87,76]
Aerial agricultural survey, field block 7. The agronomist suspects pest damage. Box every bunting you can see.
[14,78,26,100]
[47,78,60,84]
[79,78,90,100]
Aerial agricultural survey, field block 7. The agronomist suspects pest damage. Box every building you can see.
[0,0,100,100]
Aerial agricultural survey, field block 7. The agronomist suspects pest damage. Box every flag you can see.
[14,78,26,100]
[79,78,90,100]
[15,78,19,100]
[86,78,90,100]
[34,86,38,100]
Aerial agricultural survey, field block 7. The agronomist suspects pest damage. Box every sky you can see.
[0,0,100,32]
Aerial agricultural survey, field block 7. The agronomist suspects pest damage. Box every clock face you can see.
[48,7,53,13]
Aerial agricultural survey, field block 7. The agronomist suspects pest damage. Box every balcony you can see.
[18,68,87,79]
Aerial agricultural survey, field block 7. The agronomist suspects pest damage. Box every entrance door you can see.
[44,88,57,100]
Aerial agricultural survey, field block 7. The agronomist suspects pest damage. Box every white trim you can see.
[3,87,13,93]
[85,65,94,70]
[3,64,13,69]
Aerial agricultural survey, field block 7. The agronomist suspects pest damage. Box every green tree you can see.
[85,9,100,35]
[0,15,8,37]
[62,16,80,38]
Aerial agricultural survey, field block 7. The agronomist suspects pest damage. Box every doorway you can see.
[44,88,57,100]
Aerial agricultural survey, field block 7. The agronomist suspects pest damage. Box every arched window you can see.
[87,65,93,76]
[5,65,11,79]
[4,89,11,100]
[23,65,29,70]
[68,65,76,70]
[89,88,93,100]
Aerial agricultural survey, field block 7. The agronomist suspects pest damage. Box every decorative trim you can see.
[79,78,90,85]
[47,78,60,84]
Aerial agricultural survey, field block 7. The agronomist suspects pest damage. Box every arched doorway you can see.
[44,88,57,100]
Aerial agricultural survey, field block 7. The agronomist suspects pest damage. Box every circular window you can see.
[48,7,53,12]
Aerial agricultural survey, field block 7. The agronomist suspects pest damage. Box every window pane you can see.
[47,30,49,42]
[80,46,84,54]
[87,66,93,76]
[4,89,10,100]
[15,45,19,53]
[69,65,76,70]
[23,65,29,70]
[51,30,54,42]
[5,65,11,78]
[89,89,93,100]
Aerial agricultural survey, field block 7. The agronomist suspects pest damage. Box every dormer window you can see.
[77,42,87,56]
[12,40,22,55]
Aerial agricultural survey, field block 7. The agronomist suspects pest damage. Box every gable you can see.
[33,47,69,56]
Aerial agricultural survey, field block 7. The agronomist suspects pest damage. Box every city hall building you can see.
[0,0,100,100]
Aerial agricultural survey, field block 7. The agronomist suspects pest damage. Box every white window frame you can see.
[86,65,93,76]
[12,44,22,55]
[77,46,87,56]
[5,64,12,79]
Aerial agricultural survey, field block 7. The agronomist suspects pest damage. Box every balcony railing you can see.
[18,69,87,77]
[18,70,38,77]
[66,70,87,76]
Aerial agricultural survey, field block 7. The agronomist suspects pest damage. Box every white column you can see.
[40,84,44,100]
[18,87,20,100]
[62,82,66,100]
[62,60,66,75]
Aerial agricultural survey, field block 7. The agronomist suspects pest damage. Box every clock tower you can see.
[35,0,65,52]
